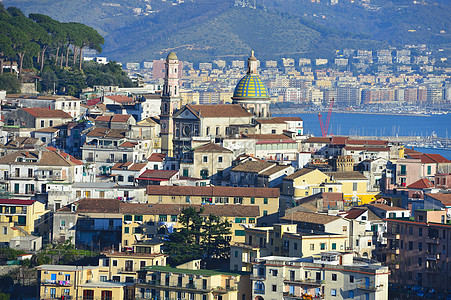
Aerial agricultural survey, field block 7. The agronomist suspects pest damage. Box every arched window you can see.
[254,281,265,293]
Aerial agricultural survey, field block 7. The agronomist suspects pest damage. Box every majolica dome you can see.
[233,74,269,99]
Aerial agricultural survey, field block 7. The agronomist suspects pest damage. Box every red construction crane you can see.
[318,98,335,137]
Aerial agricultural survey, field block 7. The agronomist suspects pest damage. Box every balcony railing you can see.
[254,289,265,295]
[357,284,383,291]
[42,279,72,286]
[250,275,266,280]
[383,232,400,239]
[385,248,400,254]
[426,253,440,260]
[425,237,440,245]
[142,280,214,292]
[283,279,325,286]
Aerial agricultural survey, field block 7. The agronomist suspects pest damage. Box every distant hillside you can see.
[3,0,449,63]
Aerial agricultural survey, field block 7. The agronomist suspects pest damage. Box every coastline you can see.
[271,108,433,117]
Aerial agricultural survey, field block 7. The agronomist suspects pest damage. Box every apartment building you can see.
[230,224,348,272]
[37,265,127,300]
[251,253,388,300]
[135,260,250,300]
[383,210,451,290]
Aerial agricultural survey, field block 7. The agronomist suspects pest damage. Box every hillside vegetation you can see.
[3,0,449,62]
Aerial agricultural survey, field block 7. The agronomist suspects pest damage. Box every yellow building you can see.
[145,185,280,226]
[230,224,348,272]
[0,199,48,248]
[326,171,379,205]
[135,260,250,300]
[38,265,127,300]
[120,203,260,249]
[281,168,341,211]
[98,249,167,283]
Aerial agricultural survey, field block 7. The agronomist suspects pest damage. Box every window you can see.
[218,156,223,163]
[234,197,243,204]
[250,198,255,204]
[2,227,7,235]
[128,176,134,182]
[409,226,413,235]
[112,260,117,266]
[427,165,432,175]
[263,198,268,204]
[159,215,167,222]
[419,242,423,251]
[310,244,314,250]
[400,165,406,175]
[294,243,298,250]
[171,215,177,222]
[272,285,277,292]
[353,182,358,191]
[134,215,143,222]
[124,215,132,222]
[332,243,336,250]
[350,275,354,283]
[83,290,94,300]
[249,218,255,223]
[418,257,422,267]
[124,227,129,234]
[235,230,245,236]
[118,175,124,182]
[101,290,112,300]
[100,275,107,282]
[419,228,423,237]
[203,156,208,163]
[263,210,268,216]
[40,120,45,127]
[332,274,337,281]
[320,243,326,250]
[331,289,337,296]
[409,241,413,250]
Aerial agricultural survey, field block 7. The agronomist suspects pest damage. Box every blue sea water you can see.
[277,112,451,159]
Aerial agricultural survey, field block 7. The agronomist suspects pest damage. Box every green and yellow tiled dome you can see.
[233,74,269,99]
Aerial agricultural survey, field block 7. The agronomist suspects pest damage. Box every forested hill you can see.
[3,0,450,63]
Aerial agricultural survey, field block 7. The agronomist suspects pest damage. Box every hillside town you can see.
[119,44,451,114]
[0,51,450,300]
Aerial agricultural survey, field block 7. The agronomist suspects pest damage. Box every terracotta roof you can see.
[138,170,178,181]
[325,171,367,180]
[231,160,275,173]
[407,178,434,189]
[194,143,232,153]
[86,97,102,107]
[111,162,134,170]
[95,116,112,122]
[281,211,341,225]
[0,150,81,166]
[148,153,165,162]
[187,104,252,118]
[343,208,366,219]
[368,203,408,211]
[86,127,126,138]
[330,136,348,145]
[111,114,132,122]
[119,142,138,148]
[120,203,259,218]
[255,118,287,124]
[343,146,389,152]
[58,198,121,213]
[3,137,43,149]
[346,139,388,146]
[425,193,451,206]
[45,147,84,165]
[22,107,72,119]
[0,199,35,205]
[421,154,450,164]
[146,185,279,198]
[105,95,135,104]
[303,137,331,144]
[284,168,316,180]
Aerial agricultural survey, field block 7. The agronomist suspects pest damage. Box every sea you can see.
[276,112,451,159]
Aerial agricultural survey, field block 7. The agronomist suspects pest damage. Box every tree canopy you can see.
[164,207,231,268]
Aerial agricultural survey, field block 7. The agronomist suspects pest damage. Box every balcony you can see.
[383,232,400,239]
[117,267,134,274]
[212,286,237,294]
[283,292,303,299]
[357,284,383,291]
[425,267,440,273]
[284,279,325,286]
[42,279,72,286]
[254,289,265,295]
[250,275,266,281]
[142,280,211,292]
[385,248,400,255]
[426,253,440,260]
[425,237,440,245]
